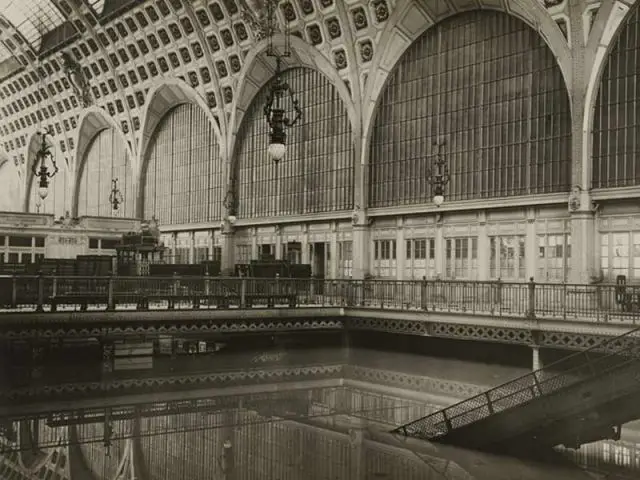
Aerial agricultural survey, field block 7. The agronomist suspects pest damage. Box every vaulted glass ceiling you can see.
[0,1,67,53]
[0,0,106,65]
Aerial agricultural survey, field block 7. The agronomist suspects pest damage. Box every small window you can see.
[9,236,32,247]
[34,237,45,247]
[101,239,119,249]
[89,238,99,249]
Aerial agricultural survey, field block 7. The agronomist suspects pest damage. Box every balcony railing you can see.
[0,275,638,324]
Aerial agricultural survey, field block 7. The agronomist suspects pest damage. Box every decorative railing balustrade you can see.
[392,326,640,442]
[0,275,638,323]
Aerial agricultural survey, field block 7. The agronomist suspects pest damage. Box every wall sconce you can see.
[31,126,58,200]
[427,141,450,207]
[109,178,123,211]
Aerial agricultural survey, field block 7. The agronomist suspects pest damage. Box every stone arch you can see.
[137,80,225,220]
[138,79,225,177]
[229,34,359,168]
[234,66,356,218]
[366,8,572,207]
[72,106,136,217]
[583,0,637,189]
[361,0,573,175]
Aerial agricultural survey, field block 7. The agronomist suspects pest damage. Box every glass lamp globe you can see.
[433,194,444,207]
[227,215,237,224]
[268,142,286,161]
[38,186,49,200]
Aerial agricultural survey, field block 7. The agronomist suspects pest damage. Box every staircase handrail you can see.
[392,325,640,439]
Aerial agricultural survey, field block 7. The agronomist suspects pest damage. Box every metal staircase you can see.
[392,327,640,451]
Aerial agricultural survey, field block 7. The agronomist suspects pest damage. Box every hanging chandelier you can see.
[31,126,59,200]
[263,56,302,162]
[255,0,302,162]
[109,178,123,211]
[427,141,450,207]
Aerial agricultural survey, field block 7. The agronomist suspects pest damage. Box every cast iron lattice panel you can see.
[540,331,640,352]
[0,318,344,339]
[346,318,429,335]
[0,365,345,403]
[346,366,485,399]
[430,324,533,345]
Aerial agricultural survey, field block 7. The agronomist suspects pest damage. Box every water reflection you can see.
[0,335,638,479]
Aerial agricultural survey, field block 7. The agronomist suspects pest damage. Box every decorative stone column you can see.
[220,219,235,276]
[569,187,597,283]
[351,206,370,280]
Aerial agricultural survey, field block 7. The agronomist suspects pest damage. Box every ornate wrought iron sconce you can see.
[109,178,124,211]
[427,141,450,207]
[263,56,302,162]
[252,0,302,162]
[31,126,59,200]
[222,188,237,226]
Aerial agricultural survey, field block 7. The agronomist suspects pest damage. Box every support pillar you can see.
[219,410,236,480]
[532,345,542,371]
[351,222,370,280]
[396,217,405,281]
[569,203,597,284]
[220,220,235,276]
[567,0,597,285]
[347,429,365,480]
[476,211,489,280]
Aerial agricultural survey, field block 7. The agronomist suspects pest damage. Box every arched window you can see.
[142,103,223,225]
[369,10,571,207]
[593,7,640,188]
[235,67,354,217]
[76,128,134,217]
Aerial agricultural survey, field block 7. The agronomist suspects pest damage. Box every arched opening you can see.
[140,103,223,225]
[368,10,571,207]
[76,128,135,217]
[235,67,354,218]
[592,6,640,189]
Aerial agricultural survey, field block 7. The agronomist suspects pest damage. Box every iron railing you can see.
[0,275,638,323]
[391,326,640,441]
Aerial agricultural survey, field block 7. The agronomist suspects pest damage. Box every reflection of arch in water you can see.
[74,420,129,479]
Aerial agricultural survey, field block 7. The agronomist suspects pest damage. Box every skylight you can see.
[0,1,67,52]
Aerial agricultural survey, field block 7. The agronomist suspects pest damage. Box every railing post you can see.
[241,277,247,308]
[484,392,494,414]
[442,410,453,433]
[169,272,178,310]
[107,275,115,311]
[11,274,17,308]
[528,277,536,319]
[36,273,44,312]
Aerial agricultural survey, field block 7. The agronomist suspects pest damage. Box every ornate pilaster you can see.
[220,219,235,276]
[351,205,371,279]
[567,0,597,284]
[568,186,597,284]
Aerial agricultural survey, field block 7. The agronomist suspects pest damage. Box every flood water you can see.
[0,331,639,480]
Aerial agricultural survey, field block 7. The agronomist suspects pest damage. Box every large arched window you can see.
[235,67,354,217]
[592,7,640,189]
[141,103,223,225]
[76,128,134,217]
[369,10,571,207]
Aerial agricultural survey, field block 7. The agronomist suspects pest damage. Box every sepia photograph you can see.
[0,0,639,478]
